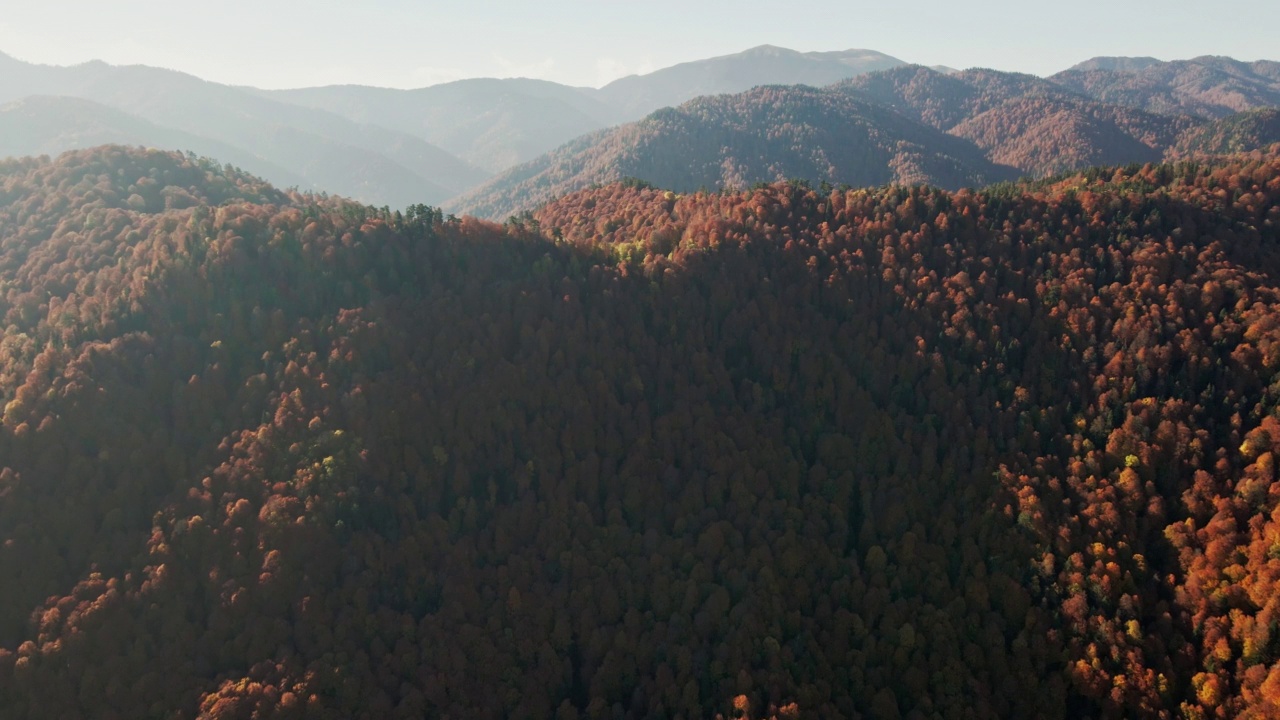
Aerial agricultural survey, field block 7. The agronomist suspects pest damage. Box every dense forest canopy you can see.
[0,145,1279,719]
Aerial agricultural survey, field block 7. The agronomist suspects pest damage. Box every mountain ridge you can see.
[2,47,1278,213]
[262,77,619,172]
[259,45,913,173]
[0,53,489,206]
[446,83,1018,219]
[595,45,907,118]
[1067,56,1165,73]
[454,61,1272,221]
[0,95,309,190]
[1051,56,1280,118]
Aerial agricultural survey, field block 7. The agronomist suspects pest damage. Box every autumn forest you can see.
[0,40,1279,720]
[0,141,1274,718]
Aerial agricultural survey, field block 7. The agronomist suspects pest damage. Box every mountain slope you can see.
[0,55,487,206]
[448,84,1015,220]
[2,145,1280,719]
[597,44,907,117]
[264,46,909,172]
[841,66,1200,177]
[453,63,1241,221]
[0,95,309,189]
[947,96,1193,176]
[1051,56,1280,118]
[1170,107,1280,156]
[263,78,619,172]
[841,66,1090,128]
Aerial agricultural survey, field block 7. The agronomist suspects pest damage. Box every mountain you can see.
[2,145,1280,718]
[0,54,488,206]
[842,66,1087,128]
[262,46,910,172]
[947,96,1179,176]
[595,44,907,117]
[0,96,456,209]
[1051,56,1280,118]
[3,48,1278,214]
[840,66,1197,177]
[1170,107,1280,156]
[262,78,620,173]
[261,78,619,172]
[1067,56,1165,73]
[0,95,306,189]
[0,45,915,202]
[457,63,1255,221]
[447,84,1016,220]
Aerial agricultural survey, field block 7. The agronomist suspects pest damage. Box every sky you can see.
[0,0,1275,90]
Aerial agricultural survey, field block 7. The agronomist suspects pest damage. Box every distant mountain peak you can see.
[597,45,908,118]
[741,44,792,55]
[1068,56,1165,73]
[1188,54,1240,64]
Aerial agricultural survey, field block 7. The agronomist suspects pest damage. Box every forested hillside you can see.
[1,146,1280,719]
[841,67,1197,177]
[1171,109,1280,157]
[1052,57,1280,118]
[456,64,1280,222]
[447,84,1017,219]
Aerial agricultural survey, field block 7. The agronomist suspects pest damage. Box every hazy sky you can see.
[0,1,1274,89]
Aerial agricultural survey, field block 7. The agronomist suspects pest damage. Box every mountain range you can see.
[259,45,915,174]
[1052,55,1280,118]
[2,48,1279,215]
[453,61,1280,219]
[0,51,488,207]
[0,46,915,206]
[447,83,1019,220]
